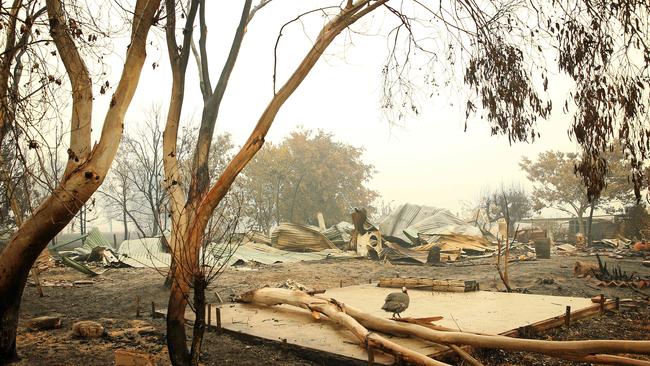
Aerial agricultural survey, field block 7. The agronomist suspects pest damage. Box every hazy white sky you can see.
[89,1,582,218]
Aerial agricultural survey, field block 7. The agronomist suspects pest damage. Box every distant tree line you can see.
[521,142,649,240]
[471,143,649,241]
[98,119,377,236]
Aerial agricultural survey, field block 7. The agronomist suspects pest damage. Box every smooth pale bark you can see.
[241,288,650,365]
[162,0,198,267]
[347,303,650,356]
[161,0,199,363]
[47,0,92,175]
[0,0,161,362]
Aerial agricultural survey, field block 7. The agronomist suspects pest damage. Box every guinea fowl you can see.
[381,287,409,318]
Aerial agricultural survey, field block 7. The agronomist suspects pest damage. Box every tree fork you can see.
[0,0,162,361]
[163,1,387,365]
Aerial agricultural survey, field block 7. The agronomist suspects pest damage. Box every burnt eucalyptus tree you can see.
[161,0,648,364]
[0,0,162,362]
[162,1,389,365]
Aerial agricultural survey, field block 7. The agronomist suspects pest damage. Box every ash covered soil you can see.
[15,255,650,365]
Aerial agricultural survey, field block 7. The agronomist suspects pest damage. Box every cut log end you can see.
[27,316,62,330]
[72,320,105,338]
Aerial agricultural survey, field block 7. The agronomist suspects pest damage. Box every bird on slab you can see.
[381,286,409,318]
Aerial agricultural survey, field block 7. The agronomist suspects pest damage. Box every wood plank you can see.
[378,277,479,292]
[497,300,616,337]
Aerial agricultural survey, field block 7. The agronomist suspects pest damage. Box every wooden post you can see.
[151,301,155,319]
[207,303,212,330]
[368,278,372,284]
[367,345,375,365]
[599,294,605,314]
[113,233,117,248]
[565,306,571,327]
[340,280,343,288]
[615,297,620,311]
[316,212,326,231]
[216,307,222,334]
[136,296,140,317]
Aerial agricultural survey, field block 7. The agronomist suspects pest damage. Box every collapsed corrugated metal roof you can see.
[378,203,484,245]
[378,204,440,241]
[417,234,492,253]
[271,223,338,252]
[119,239,354,269]
[414,234,493,262]
[380,241,429,264]
[322,222,354,249]
[118,237,171,268]
[82,228,113,250]
[227,242,355,265]
[245,231,272,246]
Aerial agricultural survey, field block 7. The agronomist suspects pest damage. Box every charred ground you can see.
[15,255,650,365]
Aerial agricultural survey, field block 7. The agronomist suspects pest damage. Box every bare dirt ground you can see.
[14,254,650,365]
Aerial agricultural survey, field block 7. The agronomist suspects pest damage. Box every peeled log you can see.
[239,288,449,366]
[343,301,650,358]
[240,288,650,366]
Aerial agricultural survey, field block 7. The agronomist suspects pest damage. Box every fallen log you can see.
[344,301,650,356]
[239,288,449,366]
[239,288,650,365]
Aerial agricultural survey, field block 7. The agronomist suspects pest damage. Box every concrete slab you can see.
[159,284,595,365]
